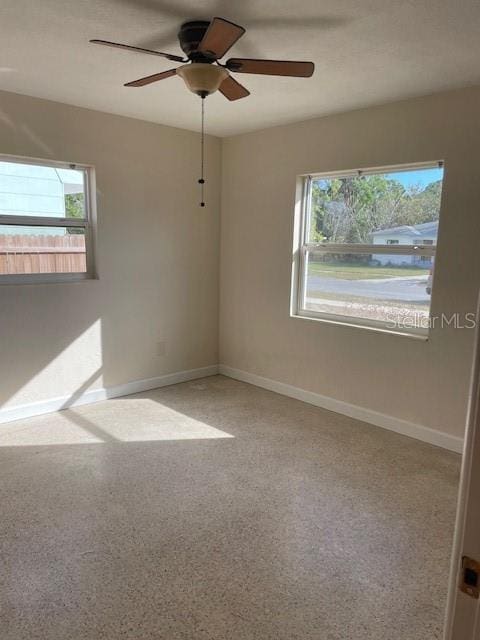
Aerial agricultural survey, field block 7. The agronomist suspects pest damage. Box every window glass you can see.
[303,252,431,328]
[0,161,86,219]
[309,167,443,245]
[295,164,444,334]
[0,226,86,275]
[0,157,94,282]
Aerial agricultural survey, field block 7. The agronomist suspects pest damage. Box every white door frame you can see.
[444,293,480,639]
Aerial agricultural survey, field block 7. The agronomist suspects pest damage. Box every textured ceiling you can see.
[1,0,480,136]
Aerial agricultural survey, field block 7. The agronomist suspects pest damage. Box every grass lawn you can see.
[308,262,429,280]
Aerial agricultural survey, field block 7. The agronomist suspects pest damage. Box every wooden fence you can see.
[0,235,86,274]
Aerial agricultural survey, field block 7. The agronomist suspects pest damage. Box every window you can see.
[0,155,96,284]
[292,162,444,336]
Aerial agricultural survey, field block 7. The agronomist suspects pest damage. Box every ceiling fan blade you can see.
[226,58,314,77]
[124,68,177,87]
[219,75,250,101]
[90,39,184,62]
[197,17,245,59]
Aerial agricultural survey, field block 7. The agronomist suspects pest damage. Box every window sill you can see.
[0,273,98,286]
[290,311,429,341]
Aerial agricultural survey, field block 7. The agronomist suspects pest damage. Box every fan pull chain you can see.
[199,96,206,207]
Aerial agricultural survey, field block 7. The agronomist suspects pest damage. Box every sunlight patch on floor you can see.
[0,398,234,446]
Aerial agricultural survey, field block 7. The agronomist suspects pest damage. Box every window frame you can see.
[0,153,97,285]
[291,161,443,338]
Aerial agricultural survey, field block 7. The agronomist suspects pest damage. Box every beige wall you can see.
[0,90,221,409]
[1,86,479,439]
[219,87,480,438]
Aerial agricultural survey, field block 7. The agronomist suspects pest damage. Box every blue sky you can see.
[387,167,443,189]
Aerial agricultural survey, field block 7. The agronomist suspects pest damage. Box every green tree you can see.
[310,175,442,245]
[396,180,442,226]
[65,193,84,218]
[65,193,85,234]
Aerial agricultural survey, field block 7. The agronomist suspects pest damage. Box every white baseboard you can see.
[0,362,463,453]
[219,365,463,453]
[0,365,219,425]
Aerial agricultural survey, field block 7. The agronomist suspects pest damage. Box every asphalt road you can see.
[307,275,429,303]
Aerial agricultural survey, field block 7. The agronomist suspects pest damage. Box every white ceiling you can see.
[2,0,480,137]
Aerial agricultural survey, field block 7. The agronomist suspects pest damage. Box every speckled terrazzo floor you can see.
[0,375,460,640]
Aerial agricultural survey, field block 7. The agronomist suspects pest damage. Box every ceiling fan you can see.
[90,17,315,100]
[91,18,314,206]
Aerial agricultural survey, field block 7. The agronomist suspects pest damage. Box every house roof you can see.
[372,221,438,237]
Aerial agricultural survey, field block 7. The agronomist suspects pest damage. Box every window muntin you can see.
[0,156,96,283]
[294,163,444,335]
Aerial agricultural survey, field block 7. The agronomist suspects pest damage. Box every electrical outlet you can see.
[156,340,166,357]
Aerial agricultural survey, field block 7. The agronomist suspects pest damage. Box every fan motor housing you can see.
[178,20,215,62]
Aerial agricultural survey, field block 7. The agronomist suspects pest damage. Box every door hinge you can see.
[460,556,480,599]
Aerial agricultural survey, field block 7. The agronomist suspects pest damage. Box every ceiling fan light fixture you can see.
[176,63,228,97]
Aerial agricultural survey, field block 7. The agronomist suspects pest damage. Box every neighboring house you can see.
[371,221,438,266]
[0,161,84,235]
